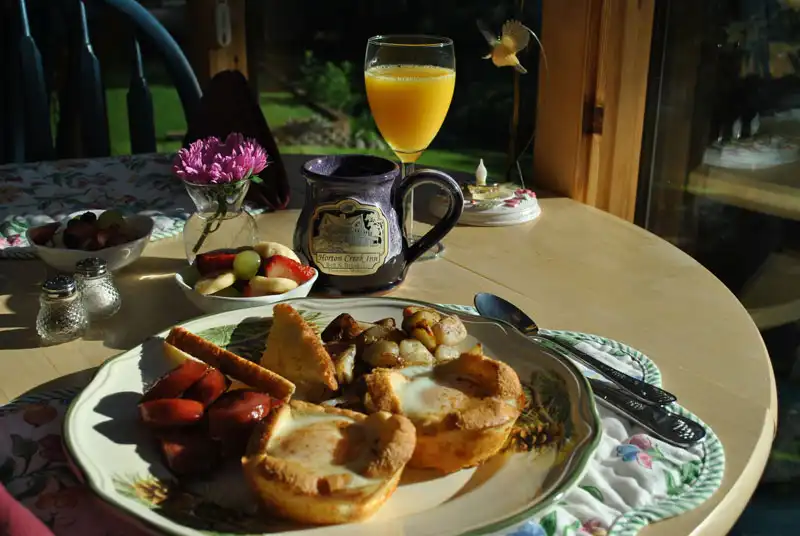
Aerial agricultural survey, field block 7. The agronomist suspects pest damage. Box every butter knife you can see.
[589,378,706,448]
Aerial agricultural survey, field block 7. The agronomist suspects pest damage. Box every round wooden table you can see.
[0,198,776,535]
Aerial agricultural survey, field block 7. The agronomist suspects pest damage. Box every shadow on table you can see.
[1,256,202,351]
[82,256,202,349]
[0,260,47,349]
[14,367,99,400]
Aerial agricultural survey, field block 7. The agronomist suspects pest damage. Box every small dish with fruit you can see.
[174,241,318,313]
[26,209,154,272]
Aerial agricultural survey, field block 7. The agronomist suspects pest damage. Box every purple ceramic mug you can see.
[294,155,464,295]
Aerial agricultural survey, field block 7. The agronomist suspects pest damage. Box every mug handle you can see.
[393,168,464,264]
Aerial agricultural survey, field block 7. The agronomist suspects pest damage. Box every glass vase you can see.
[182,179,258,264]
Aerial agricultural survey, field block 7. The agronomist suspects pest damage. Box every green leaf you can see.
[228,319,273,344]
[297,310,324,334]
[665,470,681,496]
[580,484,604,503]
[0,457,16,484]
[540,511,558,536]
[565,520,582,535]
[195,325,237,347]
[11,434,38,461]
[13,474,48,502]
[197,314,321,356]
[679,460,702,484]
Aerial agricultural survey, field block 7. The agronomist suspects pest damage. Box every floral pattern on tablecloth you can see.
[0,393,146,535]
[0,154,266,258]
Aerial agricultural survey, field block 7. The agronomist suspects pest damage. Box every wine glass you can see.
[364,35,456,257]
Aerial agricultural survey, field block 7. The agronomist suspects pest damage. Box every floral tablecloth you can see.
[0,154,265,258]
[0,390,144,535]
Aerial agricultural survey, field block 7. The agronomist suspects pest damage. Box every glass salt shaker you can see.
[36,275,89,345]
[74,257,122,319]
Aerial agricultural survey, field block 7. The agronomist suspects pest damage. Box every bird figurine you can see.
[477,19,546,74]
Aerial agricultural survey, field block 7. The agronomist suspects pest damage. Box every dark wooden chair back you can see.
[0,0,201,164]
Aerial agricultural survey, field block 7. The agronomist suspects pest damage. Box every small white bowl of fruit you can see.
[26,209,154,272]
[174,241,318,314]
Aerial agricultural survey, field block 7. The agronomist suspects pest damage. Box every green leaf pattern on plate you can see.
[113,474,280,536]
[194,310,327,362]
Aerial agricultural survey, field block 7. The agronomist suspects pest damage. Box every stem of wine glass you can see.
[401,161,415,244]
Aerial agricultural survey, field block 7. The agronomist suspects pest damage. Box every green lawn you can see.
[259,92,316,126]
[105,86,506,178]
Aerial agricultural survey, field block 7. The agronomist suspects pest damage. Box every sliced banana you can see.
[253,241,300,263]
[194,271,237,295]
[248,276,298,296]
[162,341,202,367]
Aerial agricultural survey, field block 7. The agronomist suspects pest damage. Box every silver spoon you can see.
[473,293,677,406]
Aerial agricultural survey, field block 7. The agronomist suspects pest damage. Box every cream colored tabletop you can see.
[0,198,776,535]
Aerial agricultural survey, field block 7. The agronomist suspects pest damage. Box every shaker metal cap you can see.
[42,274,77,297]
[75,257,108,277]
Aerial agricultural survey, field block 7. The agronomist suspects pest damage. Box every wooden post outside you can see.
[185,0,248,88]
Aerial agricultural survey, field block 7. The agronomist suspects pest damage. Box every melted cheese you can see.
[267,410,380,489]
[390,366,475,421]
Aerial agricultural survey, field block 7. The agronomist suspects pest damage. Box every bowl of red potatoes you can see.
[174,241,318,313]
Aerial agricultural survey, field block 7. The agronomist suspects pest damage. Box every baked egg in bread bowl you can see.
[242,400,416,525]
[363,348,524,474]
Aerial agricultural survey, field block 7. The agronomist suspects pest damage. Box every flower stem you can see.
[192,198,228,255]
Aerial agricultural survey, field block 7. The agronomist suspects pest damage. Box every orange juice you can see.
[365,64,455,163]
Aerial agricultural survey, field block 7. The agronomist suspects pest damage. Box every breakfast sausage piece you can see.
[183,368,229,408]
[207,390,277,456]
[140,360,210,403]
[159,429,221,476]
[139,399,205,428]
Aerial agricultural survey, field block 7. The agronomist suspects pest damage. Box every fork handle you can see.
[533,333,677,406]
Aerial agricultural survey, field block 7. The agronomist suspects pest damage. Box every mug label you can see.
[308,199,389,276]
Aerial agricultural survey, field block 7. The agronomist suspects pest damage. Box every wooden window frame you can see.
[533,0,655,222]
[185,0,250,89]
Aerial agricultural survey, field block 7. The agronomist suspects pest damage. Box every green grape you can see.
[233,250,261,280]
[97,210,125,229]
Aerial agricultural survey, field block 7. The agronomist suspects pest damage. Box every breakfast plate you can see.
[63,297,601,536]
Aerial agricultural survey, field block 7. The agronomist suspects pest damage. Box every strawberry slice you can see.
[242,283,254,297]
[264,255,315,285]
[195,251,235,276]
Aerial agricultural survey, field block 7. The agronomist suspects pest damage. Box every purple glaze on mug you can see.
[294,155,463,295]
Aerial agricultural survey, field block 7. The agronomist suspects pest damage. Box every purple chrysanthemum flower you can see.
[173,133,268,185]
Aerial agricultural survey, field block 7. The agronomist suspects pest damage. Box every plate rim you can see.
[63,296,602,536]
